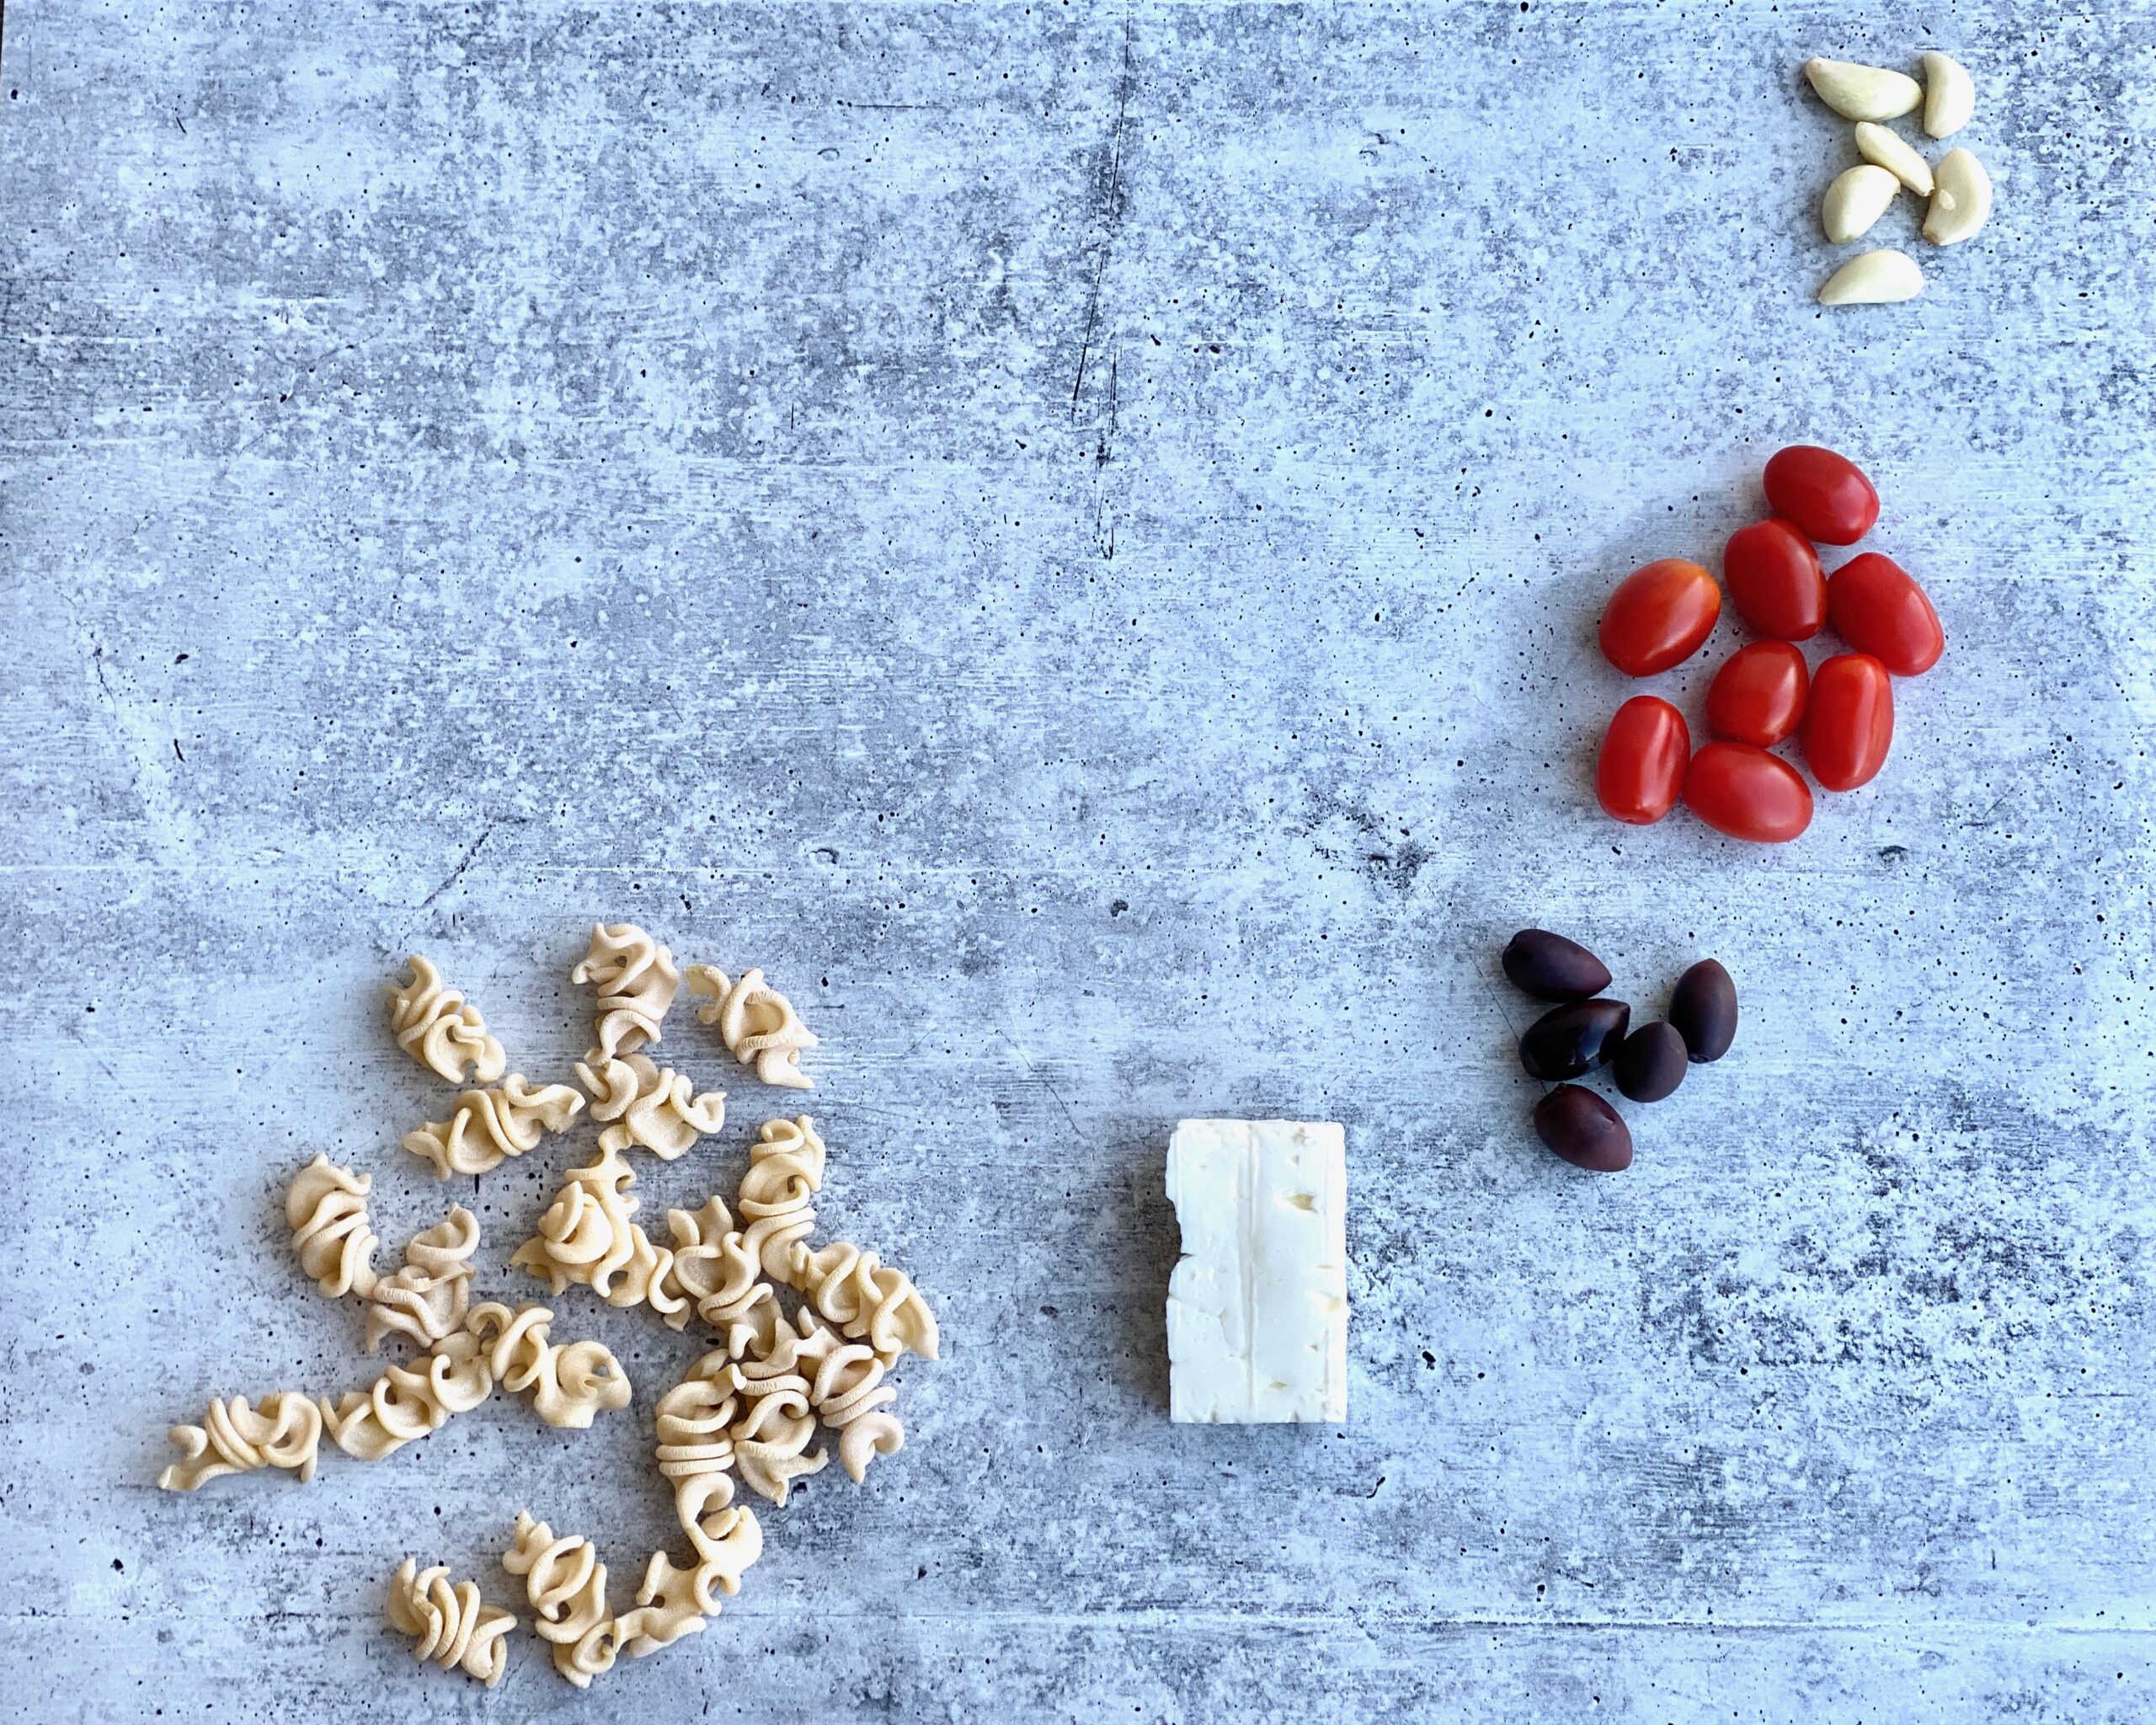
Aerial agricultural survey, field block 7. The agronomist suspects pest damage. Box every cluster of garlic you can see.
[1805,54,1993,306]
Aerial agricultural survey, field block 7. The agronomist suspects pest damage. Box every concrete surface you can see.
[4,2,2154,1720]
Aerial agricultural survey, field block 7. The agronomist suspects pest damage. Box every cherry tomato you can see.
[1596,696,1690,825]
[1705,641,1808,747]
[1802,652,1895,791]
[1826,552,1944,676]
[1598,558,1722,676]
[1763,445,1880,546]
[1723,518,1827,640]
[1684,742,1814,843]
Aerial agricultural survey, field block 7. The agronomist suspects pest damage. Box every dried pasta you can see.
[737,1114,827,1286]
[158,1392,324,1491]
[366,1206,481,1352]
[806,1327,906,1484]
[653,1195,779,1355]
[577,1050,724,1159]
[728,1310,831,1506]
[403,1075,584,1178]
[504,1512,626,1689]
[286,1154,380,1299]
[320,1329,494,1461]
[571,923,681,1060]
[386,1557,517,1688]
[386,954,506,1086]
[466,1300,631,1429]
[510,1143,673,1310]
[791,1237,941,1364]
[686,964,817,1089]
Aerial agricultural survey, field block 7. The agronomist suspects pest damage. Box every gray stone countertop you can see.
[3,3,2153,1720]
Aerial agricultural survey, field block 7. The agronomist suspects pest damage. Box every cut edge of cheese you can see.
[1166,1118,1347,1424]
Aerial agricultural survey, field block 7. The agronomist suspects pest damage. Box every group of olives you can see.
[1502,929,1738,1172]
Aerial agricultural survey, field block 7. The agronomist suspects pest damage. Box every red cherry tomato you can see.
[1684,742,1814,843]
[1723,518,1827,640]
[1802,653,1895,791]
[1826,553,1944,676]
[1706,641,1808,747]
[1596,696,1690,825]
[1763,445,1880,546]
[1598,558,1722,676]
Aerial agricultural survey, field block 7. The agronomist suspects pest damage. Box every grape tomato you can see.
[1683,741,1814,843]
[1705,641,1808,747]
[1763,445,1880,545]
[1596,696,1690,825]
[1723,518,1828,640]
[1827,552,1944,676]
[1599,558,1722,677]
[1803,652,1895,791]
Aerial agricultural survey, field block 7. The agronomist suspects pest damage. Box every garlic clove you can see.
[1854,121,1935,196]
[1803,58,1923,122]
[1818,248,1925,306]
[1822,164,1901,243]
[1923,147,1993,245]
[1920,52,1977,138]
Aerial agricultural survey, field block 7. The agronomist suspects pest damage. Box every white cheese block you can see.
[1165,1119,1348,1423]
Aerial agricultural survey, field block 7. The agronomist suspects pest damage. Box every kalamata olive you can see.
[1519,997,1630,1081]
[1668,959,1737,1062]
[1501,930,1613,1002]
[1613,1022,1689,1103]
[1533,1085,1633,1172]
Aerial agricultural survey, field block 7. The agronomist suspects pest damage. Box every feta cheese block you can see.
[1165,1119,1348,1423]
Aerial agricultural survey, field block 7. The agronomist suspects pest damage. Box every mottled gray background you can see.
[4,2,2153,1720]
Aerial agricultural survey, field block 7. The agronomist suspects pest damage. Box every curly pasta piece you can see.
[655,1352,743,1541]
[738,1115,827,1286]
[366,1206,481,1352]
[286,1154,380,1299]
[575,1050,724,1159]
[402,1075,584,1178]
[320,1329,494,1461]
[622,1513,761,1653]
[158,1392,324,1491]
[808,1328,907,1485]
[504,1512,626,1689]
[728,1311,831,1507]
[791,1237,940,1363]
[510,1144,674,1310]
[386,954,506,1085]
[465,1301,631,1429]
[687,964,818,1089]
[386,1558,517,1687]
[653,1196,780,1354]
[571,923,682,1059]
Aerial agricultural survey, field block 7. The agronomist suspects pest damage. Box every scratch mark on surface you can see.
[995,1028,1086,1146]
[418,818,522,911]
[1070,12,1136,418]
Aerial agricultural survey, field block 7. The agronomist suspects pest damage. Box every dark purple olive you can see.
[1502,929,1614,1002]
[1613,1022,1688,1103]
[1668,959,1737,1063]
[1519,997,1630,1081]
[1533,1085,1633,1172]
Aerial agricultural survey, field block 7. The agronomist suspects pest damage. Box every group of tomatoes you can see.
[1593,445,1945,843]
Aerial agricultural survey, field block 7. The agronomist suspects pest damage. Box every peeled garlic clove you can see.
[1822,164,1901,243]
[1818,248,1925,306]
[1854,121,1935,196]
[1804,57,1923,122]
[1924,147,1993,244]
[1921,52,1976,138]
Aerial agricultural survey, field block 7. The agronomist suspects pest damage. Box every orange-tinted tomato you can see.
[1827,553,1944,676]
[1598,558,1722,676]
[1763,445,1880,546]
[1706,641,1808,746]
[1684,742,1814,843]
[1597,696,1690,825]
[1802,652,1894,791]
[1723,518,1827,640]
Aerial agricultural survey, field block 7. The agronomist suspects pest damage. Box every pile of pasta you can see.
[157,924,937,1691]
